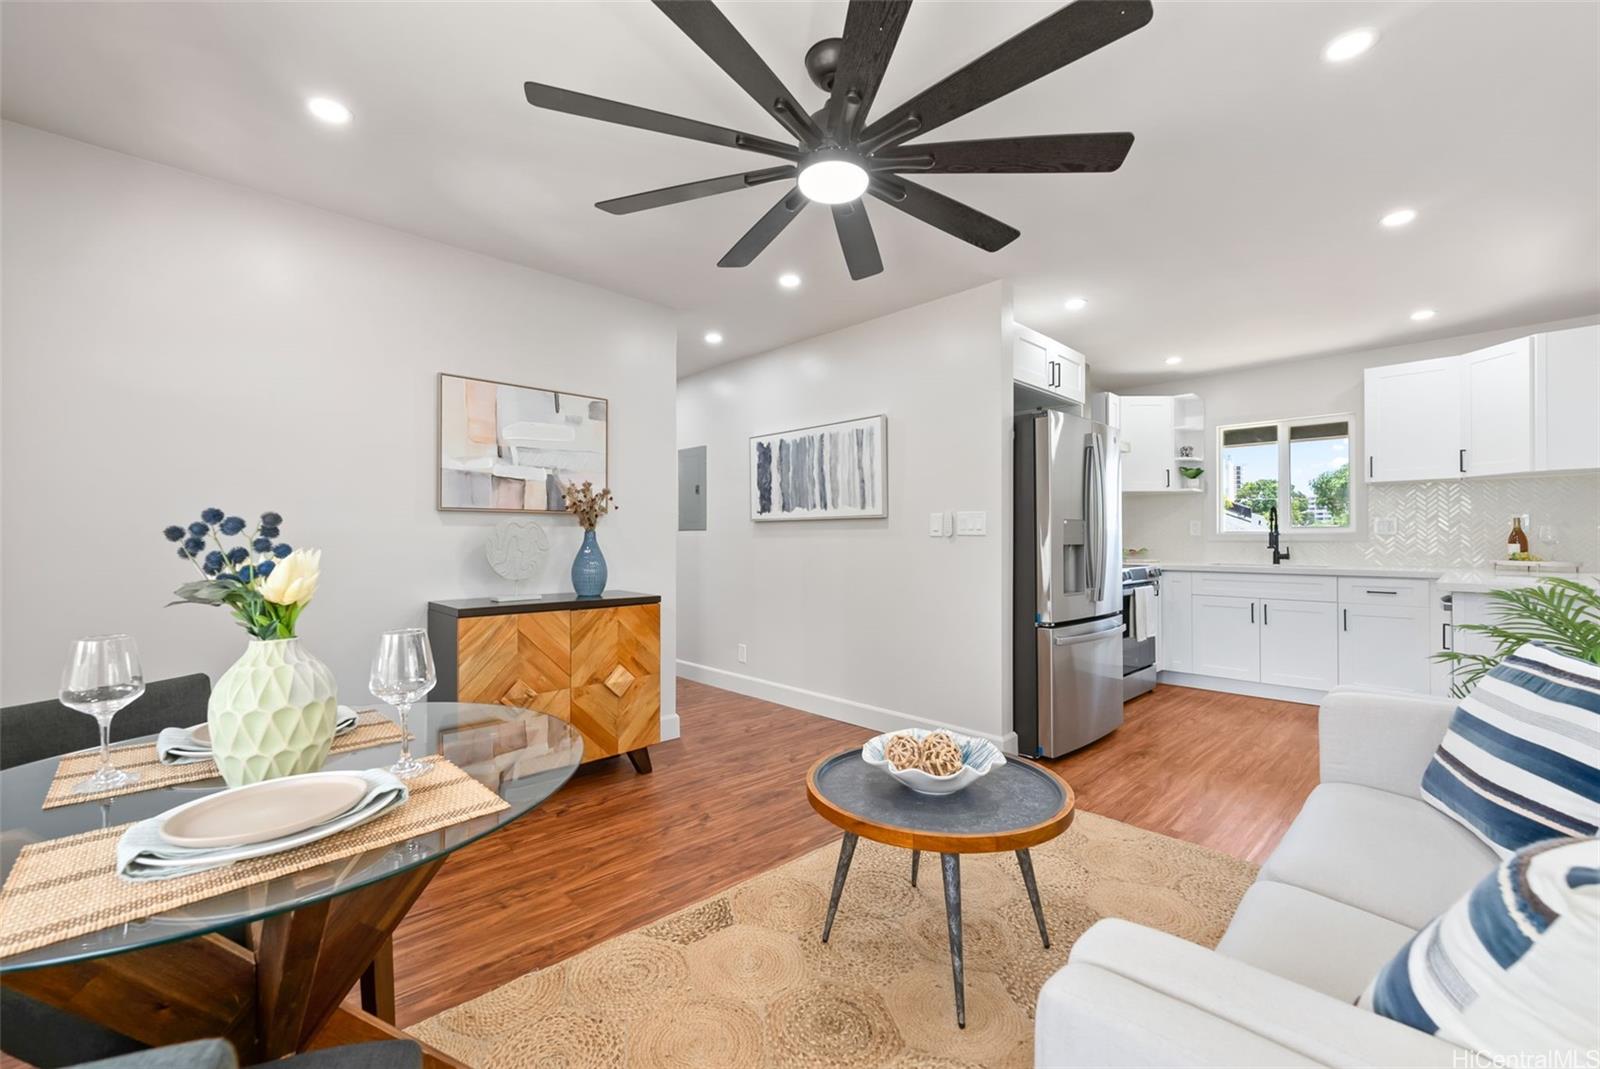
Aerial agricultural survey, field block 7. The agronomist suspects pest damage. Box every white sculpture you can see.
[485,521,549,601]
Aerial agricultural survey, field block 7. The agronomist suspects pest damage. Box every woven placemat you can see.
[0,757,507,959]
[41,711,404,809]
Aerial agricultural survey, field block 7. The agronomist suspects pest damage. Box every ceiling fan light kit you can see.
[525,0,1152,280]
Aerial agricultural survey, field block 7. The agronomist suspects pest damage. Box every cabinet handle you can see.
[1366,589,1398,596]
[1343,608,1349,632]
[1442,622,1452,650]
[1368,456,1373,478]
[1165,470,1171,488]
[1262,602,1268,626]
[1459,449,1466,474]
[1250,602,1255,624]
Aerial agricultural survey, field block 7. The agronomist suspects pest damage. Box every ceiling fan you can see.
[524,0,1152,280]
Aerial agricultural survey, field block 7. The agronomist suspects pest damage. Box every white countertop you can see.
[1135,562,1445,579]
[1135,561,1597,592]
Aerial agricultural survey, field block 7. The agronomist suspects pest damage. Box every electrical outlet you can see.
[1374,517,1397,536]
[736,643,747,664]
[955,511,987,536]
[1188,520,1201,537]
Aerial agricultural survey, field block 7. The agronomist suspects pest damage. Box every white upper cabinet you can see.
[1013,324,1086,405]
[1534,325,1600,472]
[1365,329,1597,482]
[1461,338,1533,477]
[1364,355,1463,483]
[1121,395,1177,491]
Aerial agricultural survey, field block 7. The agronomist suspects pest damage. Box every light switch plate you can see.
[1188,520,1201,537]
[1373,517,1397,536]
[956,510,987,536]
[929,511,950,537]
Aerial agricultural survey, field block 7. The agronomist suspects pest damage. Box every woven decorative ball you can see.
[917,732,964,777]
[884,733,922,771]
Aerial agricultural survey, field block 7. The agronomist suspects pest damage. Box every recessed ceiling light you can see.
[1063,296,1088,312]
[1165,355,1183,366]
[1409,308,1436,322]
[1380,207,1417,228]
[1323,29,1376,64]
[306,97,352,125]
[797,154,869,205]
[778,273,801,289]
[704,330,724,345]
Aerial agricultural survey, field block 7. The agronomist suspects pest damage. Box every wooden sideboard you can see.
[428,592,661,773]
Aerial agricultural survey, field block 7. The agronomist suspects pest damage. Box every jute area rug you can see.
[411,812,1257,1068]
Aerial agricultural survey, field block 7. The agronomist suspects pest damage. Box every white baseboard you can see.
[659,711,681,742]
[1158,671,1323,706]
[678,659,1018,753]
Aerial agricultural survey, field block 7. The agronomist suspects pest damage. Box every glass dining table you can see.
[0,702,582,1064]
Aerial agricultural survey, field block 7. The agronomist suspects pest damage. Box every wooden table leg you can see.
[2,858,446,1064]
[359,935,397,1022]
[626,747,652,773]
[307,1005,469,1069]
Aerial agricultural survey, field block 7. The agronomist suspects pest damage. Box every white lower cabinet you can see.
[1160,570,1437,699]
[1259,599,1339,690]
[1338,602,1431,693]
[1191,595,1260,682]
[1158,572,1193,672]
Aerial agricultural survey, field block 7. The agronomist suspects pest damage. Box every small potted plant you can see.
[162,510,336,786]
[562,481,616,597]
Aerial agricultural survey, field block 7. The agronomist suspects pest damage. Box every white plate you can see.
[158,773,368,849]
[188,723,211,746]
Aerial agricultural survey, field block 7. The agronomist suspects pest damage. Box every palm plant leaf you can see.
[1438,578,1600,697]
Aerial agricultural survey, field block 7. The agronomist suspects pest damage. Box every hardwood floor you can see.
[389,679,1318,1025]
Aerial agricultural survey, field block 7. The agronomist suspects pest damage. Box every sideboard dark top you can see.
[428,591,661,618]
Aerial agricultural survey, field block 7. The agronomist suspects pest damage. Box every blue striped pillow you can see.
[1421,643,1600,857]
[1360,836,1599,1056]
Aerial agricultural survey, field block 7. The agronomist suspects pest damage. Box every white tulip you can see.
[260,548,321,606]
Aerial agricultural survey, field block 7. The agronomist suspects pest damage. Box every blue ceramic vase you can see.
[572,529,607,597]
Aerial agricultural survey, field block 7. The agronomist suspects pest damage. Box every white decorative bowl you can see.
[861,729,1006,796]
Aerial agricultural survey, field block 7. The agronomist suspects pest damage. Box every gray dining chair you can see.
[0,673,211,770]
[70,1037,422,1068]
[1,673,213,1066]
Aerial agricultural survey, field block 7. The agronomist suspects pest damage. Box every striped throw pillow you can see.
[1421,643,1600,856]
[1360,836,1599,1057]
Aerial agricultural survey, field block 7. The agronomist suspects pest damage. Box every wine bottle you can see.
[1506,516,1529,559]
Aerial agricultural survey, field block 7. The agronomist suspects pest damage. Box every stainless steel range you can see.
[1121,565,1161,701]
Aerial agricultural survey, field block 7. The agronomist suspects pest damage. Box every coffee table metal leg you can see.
[940,852,966,1029]
[1016,848,1050,948]
[821,832,858,943]
[910,849,919,887]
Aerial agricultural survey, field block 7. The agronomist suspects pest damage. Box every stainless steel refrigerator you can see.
[1013,409,1124,757]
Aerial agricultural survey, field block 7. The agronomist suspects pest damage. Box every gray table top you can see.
[807,749,1074,853]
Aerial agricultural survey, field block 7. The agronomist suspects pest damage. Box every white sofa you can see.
[1036,687,1499,1068]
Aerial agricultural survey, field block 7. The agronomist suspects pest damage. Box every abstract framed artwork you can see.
[749,415,887,521]
[438,373,608,513]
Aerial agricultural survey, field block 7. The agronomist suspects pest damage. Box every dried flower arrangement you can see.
[561,481,616,531]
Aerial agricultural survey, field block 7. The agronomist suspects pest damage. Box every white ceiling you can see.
[4,1,1597,384]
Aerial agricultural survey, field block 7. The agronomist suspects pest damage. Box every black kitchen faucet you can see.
[1267,506,1291,565]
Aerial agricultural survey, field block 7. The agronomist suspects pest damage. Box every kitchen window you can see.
[1217,416,1354,536]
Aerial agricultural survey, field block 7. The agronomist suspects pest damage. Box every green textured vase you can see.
[208,637,338,787]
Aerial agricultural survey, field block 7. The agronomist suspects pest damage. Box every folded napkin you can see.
[157,705,361,765]
[116,768,409,881]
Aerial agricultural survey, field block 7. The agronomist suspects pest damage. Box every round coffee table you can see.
[805,747,1075,1027]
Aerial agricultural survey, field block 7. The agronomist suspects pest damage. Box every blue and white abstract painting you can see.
[749,415,887,521]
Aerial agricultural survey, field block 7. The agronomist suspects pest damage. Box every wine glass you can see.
[370,628,436,779]
[59,635,145,794]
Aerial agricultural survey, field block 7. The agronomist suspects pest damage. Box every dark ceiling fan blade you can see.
[825,1,913,140]
[871,132,1133,174]
[719,188,807,267]
[653,0,822,147]
[596,166,796,215]
[831,201,884,280]
[869,175,1019,252]
[524,82,798,161]
[857,0,1153,149]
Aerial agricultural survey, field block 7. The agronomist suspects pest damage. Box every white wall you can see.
[0,122,679,738]
[676,282,1016,747]
[1118,315,1600,570]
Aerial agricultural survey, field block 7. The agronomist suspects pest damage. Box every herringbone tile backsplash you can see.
[1125,473,1600,570]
